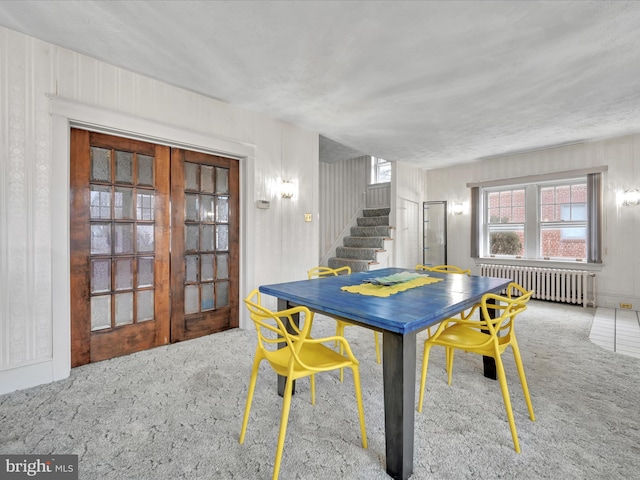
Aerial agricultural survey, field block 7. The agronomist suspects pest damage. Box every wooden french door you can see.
[169,148,239,342]
[70,129,239,367]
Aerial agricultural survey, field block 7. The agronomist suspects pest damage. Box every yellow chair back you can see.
[307,265,351,278]
[243,290,312,373]
[492,282,533,339]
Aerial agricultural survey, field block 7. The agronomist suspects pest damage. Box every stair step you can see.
[343,236,386,248]
[363,207,390,217]
[350,225,392,237]
[357,215,390,227]
[328,257,372,273]
[336,246,380,260]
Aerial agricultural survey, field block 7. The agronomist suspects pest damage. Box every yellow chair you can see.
[417,283,535,453]
[308,266,381,382]
[240,289,367,480]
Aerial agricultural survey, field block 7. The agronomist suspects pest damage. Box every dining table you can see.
[259,267,511,480]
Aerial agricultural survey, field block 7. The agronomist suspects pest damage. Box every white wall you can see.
[365,182,391,208]
[426,135,640,309]
[318,156,368,262]
[392,161,427,268]
[0,27,319,394]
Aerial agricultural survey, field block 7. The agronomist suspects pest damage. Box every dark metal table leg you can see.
[277,298,298,396]
[382,330,416,480]
[483,296,497,380]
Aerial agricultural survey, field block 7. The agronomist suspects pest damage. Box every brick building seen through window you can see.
[486,182,587,260]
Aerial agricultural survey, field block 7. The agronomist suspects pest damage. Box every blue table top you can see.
[259,267,511,334]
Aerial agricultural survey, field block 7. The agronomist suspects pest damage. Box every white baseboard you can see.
[597,293,640,311]
[0,360,65,395]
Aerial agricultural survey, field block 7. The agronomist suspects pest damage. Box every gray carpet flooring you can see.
[1,300,639,479]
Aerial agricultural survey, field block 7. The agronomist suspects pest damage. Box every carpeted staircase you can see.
[328,207,392,272]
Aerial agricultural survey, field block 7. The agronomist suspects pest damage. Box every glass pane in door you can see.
[91,259,111,294]
[90,185,111,219]
[114,187,134,219]
[115,258,133,290]
[216,281,229,308]
[137,154,154,187]
[91,295,111,330]
[201,165,214,193]
[115,292,134,326]
[201,254,214,281]
[137,290,154,322]
[137,257,154,287]
[201,284,214,311]
[216,167,228,193]
[185,285,199,314]
[91,147,111,182]
[115,151,134,184]
[91,224,112,255]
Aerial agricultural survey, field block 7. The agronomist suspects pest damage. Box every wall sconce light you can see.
[452,202,464,215]
[281,180,296,199]
[622,189,640,206]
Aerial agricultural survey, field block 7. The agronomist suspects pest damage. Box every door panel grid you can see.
[88,145,157,331]
[183,162,230,314]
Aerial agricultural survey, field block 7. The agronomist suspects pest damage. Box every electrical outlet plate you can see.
[304,213,312,222]
[620,303,633,309]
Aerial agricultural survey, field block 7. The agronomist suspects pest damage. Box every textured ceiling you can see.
[2,1,640,169]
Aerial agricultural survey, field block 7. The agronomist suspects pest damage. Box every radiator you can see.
[479,264,596,307]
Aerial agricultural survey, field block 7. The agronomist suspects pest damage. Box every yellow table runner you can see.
[341,276,443,297]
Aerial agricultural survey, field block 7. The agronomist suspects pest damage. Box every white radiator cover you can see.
[479,264,596,308]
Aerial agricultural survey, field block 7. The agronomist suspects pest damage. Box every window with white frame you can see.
[477,174,600,263]
[539,182,587,259]
[370,157,391,184]
[486,187,526,257]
